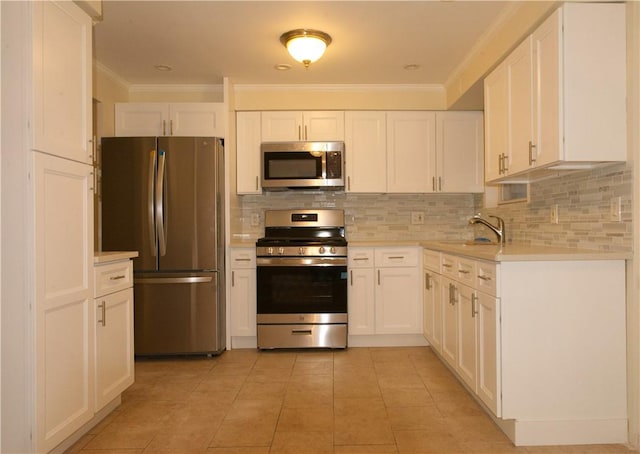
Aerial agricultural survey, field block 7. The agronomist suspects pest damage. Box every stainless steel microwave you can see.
[261,141,344,190]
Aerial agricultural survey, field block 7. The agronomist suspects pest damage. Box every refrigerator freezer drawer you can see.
[133,272,225,356]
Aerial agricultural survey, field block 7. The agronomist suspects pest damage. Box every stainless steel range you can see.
[256,209,348,349]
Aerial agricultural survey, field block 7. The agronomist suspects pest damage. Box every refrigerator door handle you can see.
[135,276,213,284]
[148,149,157,257]
[156,150,167,256]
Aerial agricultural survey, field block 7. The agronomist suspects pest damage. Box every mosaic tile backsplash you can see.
[231,162,632,252]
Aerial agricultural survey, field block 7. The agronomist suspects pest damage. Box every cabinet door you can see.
[95,288,134,411]
[236,111,262,194]
[261,111,303,141]
[115,103,168,136]
[457,284,477,391]
[476,291,501,417]
[230,268,257,337]
[32,1,92,164]
[532,8,561,168]
[375,267,422,334]
[170,103,226,137]
[386,111,436,193]
[441,278,457,369]
[303,111,345,140]
[436,112,484,193]
[484,63,508,182]
[33,152,94,452]
[423,270,442,353]
[348,267,376,335]
[344,111,387,192]
[505,36,534,175]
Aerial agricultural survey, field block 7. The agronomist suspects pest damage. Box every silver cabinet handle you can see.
[438,177,442,192]
[109,275,126,281]
[231,271,235,287]
[298,125,302,140]
[255,175,259,191]
[458,269,470,275]
[529,141,537,165]
[234,258,251,262]
[347,176,351,191]
[97,301,106,326]
[350,270,353,286]
[478,275,492,281]
[498,154,503,174]
[442,263,452,269]
[432,176,436,192]
[502,153,509,172]
[170,119,174,136]
[377,270,381,285]
[388,256,405,260]
[425,272,431,290]
[471,293,478,318]
[162,120,166,136]
[353,257,369,261]
[304,125,308,140]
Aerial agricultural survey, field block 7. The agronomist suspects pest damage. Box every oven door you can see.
[256,257,347,318]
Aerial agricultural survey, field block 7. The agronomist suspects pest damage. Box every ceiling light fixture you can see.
[280,29,332,68]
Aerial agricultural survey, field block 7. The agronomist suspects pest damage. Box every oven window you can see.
[264,152,322,179]
[257,266,347,314]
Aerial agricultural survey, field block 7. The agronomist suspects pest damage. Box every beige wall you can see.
[233,84,447,111]
[94,64,129,137]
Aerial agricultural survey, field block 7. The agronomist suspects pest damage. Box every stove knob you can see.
[299,247,306,255]
[330,247,336,254]
[267,247,274,256]
[318,246,326,254]
[278,247,285,255]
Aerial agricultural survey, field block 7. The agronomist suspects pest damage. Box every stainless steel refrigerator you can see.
[101,136,225,356]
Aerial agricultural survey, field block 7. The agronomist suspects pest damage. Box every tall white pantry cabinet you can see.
[2,1,95,453]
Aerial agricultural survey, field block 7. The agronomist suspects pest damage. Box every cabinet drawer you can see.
[423,249,441,272]
[456,256,476,286]
[375,247,419,267]
[476,261,498,296]
[441,254,457,278]
[94,260,133,298]
[230,248,256,269]
[348,248,374,268]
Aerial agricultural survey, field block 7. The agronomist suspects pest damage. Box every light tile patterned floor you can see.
[66,347,632,454]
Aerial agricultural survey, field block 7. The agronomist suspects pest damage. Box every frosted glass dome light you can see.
[280,29,332,68]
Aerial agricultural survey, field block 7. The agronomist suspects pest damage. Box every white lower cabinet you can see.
[348,247,423,343]
[229,247,257,347]
[422,249,443,353]
[94,258,135,412]
[424,247,627,446]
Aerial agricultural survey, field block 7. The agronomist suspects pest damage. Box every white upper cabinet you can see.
[236,111,262,194]
[435,112,484,193]
[484,3,626,183]
[344,111,387,193]
[261,111,345,141]
[115,103,226,137]
[386,111,436,193]
[31,1,93,164]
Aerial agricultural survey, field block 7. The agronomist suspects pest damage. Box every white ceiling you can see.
[93,1,515,87]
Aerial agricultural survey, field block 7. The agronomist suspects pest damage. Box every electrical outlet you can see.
[411,211,425,225]
[250,213,260,226]
[550,204,559,224]
[610,197,622,222]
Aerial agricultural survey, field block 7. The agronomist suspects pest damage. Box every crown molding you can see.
[128,84,224,94]
[94,61,130,90]
[233,83,444,93]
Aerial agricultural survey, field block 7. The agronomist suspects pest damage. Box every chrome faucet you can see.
[468,213,506,245]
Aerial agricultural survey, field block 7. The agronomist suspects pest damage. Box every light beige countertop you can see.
[347,240,423,247]
[94,251,139,264]
[421,241,630,262]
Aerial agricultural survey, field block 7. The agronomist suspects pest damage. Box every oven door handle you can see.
[256,257,347,267]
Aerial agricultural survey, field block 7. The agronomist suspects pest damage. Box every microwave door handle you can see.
[321,151,327,179]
